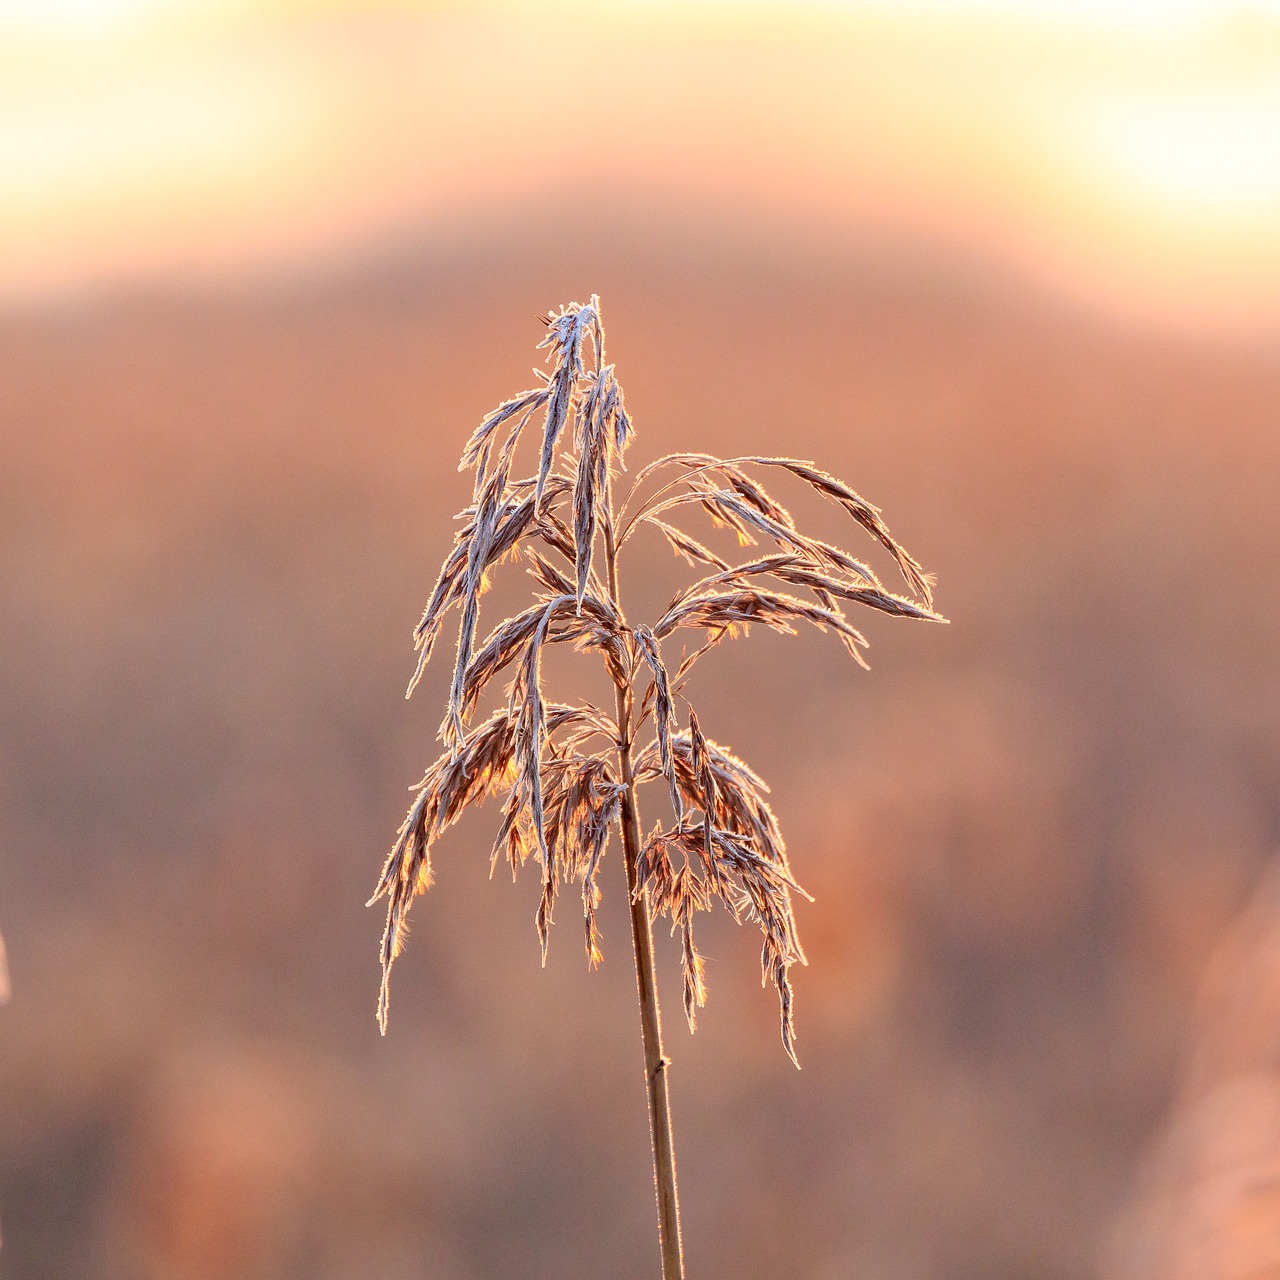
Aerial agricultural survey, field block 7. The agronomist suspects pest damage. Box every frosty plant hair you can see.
[371,297,944,1280]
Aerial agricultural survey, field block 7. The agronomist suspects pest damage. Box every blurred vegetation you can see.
[1,215,1278,1279]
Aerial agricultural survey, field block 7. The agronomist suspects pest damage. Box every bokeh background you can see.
[4,2,1280,1277]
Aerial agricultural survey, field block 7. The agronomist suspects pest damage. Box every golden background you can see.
[3,3,1280,1277]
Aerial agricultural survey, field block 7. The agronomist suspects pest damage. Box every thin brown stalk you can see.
[604,490,686,1280]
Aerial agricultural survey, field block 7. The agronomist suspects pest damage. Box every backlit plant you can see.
[371,297,943,1279]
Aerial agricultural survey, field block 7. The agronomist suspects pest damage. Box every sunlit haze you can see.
[4,0,1280,331]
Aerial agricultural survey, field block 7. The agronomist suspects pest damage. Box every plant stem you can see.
[605,510,686,1280]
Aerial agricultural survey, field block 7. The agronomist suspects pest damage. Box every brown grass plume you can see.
[371,297,944,1278]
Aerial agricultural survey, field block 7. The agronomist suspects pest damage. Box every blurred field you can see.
[1,204,1279,1279]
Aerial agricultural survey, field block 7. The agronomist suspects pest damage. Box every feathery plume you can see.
[375,296,944,1280]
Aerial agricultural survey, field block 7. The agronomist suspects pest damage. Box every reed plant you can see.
[371,297,943,1279]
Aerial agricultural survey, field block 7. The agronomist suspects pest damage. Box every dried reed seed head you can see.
[378,294,941,1064]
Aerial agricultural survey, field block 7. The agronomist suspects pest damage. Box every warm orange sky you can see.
[3,0,1280,332]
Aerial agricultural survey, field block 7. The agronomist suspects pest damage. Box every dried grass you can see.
[371,296,944,1276]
